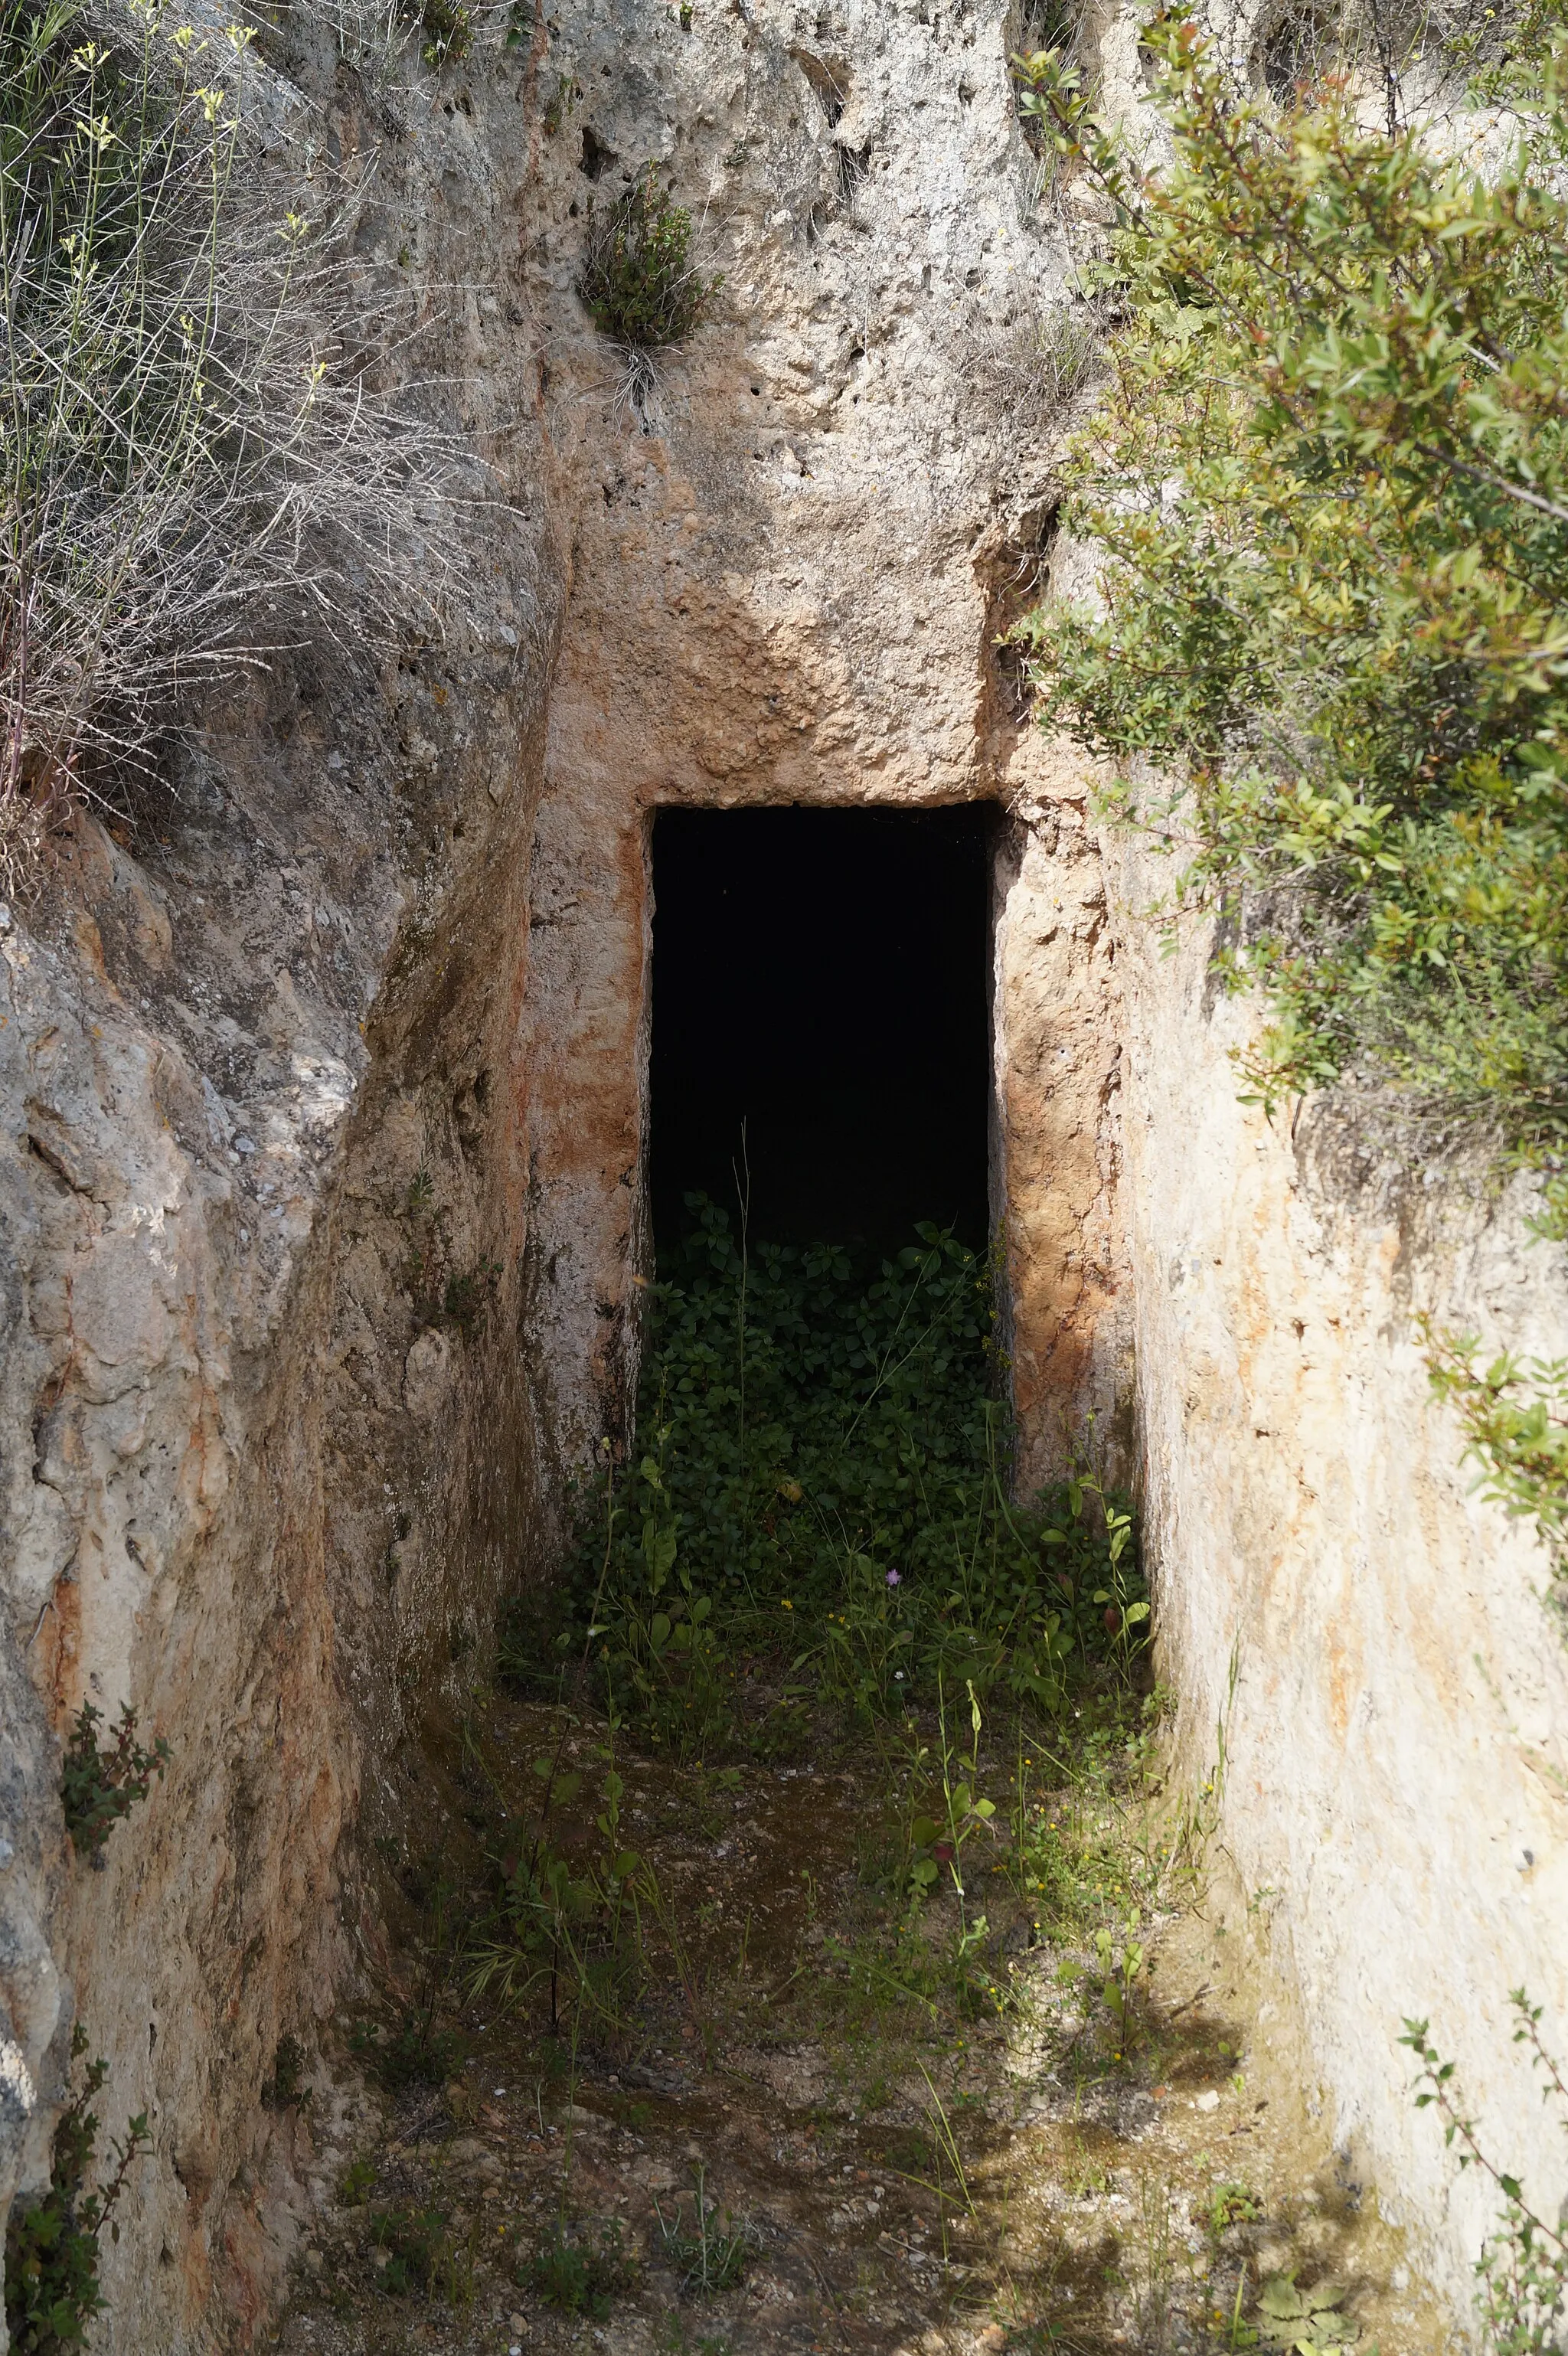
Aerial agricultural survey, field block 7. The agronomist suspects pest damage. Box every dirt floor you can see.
[269,1694,1453,2356]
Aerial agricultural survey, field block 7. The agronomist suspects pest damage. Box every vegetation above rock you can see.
[1015,15,1568,1214]
[1013,6,1568,1598]
[0,0,462,876]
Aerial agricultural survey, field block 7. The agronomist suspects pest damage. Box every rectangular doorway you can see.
[648,804,993,1259]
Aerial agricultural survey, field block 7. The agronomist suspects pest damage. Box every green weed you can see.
[1206,2181,1263,2236]
[368,2204,465,2299]
[1254,2274,1364,2353]
[401,1172,501,1341]
[579,165,721,352]
[399,0,473,65]
[1064,2145,1112,2200]
[1125,2173,1179,2352]
[1404,1994,1567,2354]
[658,2316,733,2356]
[887,2068,978,2265]
[1011,1705,1155,1940]
[652,2166,751,2295]
[1060,1911,1146,2057]
[464,1746,658,2037]
[4,2028,151,2354]
[60,1701,169,1861]
[351,2004,464,2093]
[1423,1332,1568,1624]
[541,67,580,119]
[262,2034,312,2111]
[528,2218,633,2314]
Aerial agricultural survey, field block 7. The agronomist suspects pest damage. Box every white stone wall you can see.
[1109,825,1568,2325]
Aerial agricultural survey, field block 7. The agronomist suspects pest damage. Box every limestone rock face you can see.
[0,41,560,2331]
[519,0,1129,1478]
[0,0,1123,2342]
[1109,832,1568,2320]
[0,0,1563,2342]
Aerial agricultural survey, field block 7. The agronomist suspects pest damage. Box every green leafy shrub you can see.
[1011,11,1568,1597]
[59,1701,169,1860]
[578,164,722,350]
[4,2029,151,2354]
[562,1201,1146,1750]
[1013,21,1568,1165]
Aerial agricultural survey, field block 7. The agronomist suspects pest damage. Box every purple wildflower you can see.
[886,1568,901,1587]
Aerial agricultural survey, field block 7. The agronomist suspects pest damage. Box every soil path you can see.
[272,1701,1448,2356]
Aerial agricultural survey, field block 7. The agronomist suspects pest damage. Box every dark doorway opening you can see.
[648,805,993,1259]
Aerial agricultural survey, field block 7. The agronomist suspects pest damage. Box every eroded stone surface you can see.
[0,0,1563,2343]
[519,0,1123,1481]
[1107,828,1568,2322]
[0,1,1122,2344]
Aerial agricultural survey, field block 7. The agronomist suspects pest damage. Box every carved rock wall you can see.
[1109,828,1568,2325]
[8,0,1560,2341]
[0,0,1126,2343]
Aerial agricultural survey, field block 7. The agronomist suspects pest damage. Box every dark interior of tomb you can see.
[648,804,993,1259]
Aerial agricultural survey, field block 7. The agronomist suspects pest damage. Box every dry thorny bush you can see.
[0,0,483,887]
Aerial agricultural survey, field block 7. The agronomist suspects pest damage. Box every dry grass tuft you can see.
[0,0,479,873]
